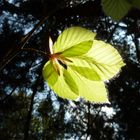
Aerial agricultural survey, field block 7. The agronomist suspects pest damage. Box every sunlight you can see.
[101,106,116,118]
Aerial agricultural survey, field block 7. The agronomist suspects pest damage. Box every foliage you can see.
[0,0,140,140]
[102,0,140,21]
[43,27,125,102]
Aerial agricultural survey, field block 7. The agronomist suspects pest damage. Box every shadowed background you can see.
[0,0,140,140]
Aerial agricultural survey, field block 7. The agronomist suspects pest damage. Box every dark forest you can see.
[0,0,140,140]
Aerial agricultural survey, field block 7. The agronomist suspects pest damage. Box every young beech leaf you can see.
[43,61,58,86]
[84,40,125,80]
[43,27,125,103]
[61,40,93,57]
[63,69,79,95]
[70,65,101,81]
[53,27,96,53]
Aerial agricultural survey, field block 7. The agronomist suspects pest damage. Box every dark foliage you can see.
[0,0,140,140]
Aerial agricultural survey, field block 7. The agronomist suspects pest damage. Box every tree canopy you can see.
[0,0,140,140]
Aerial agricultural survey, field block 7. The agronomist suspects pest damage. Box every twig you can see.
[0,49,22,71]
[0,1,61,72]
[21,16,49,49]
[1,60,35,103]
[0,16,48,72]
[1,86,17,103]
[22,48,47,56]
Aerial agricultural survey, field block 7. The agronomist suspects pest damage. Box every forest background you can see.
[0,0,140,140]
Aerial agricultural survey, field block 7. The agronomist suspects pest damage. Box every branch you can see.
[0,16,48,72]
[1,60,35,103]
[22,48,47,55]
[0,49,22,72]
[0,0,62,72]
[1,86,17,103]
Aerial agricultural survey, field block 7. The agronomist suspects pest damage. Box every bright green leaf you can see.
[53,27,96,53]
[43,26,125,103]
[51,69,79,100]
[42,61,58,86]
[85,40,125,80]
[63,69,79,95]
[102,0,132,21]
[67,67,109,102]
[47,65,109,102]
[61,40,93,57]
[43,62,78,100]
[70,65,101,81]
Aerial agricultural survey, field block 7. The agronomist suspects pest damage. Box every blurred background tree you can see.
[0,0,140,140]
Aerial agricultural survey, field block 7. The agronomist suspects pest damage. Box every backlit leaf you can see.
[63,69,79,94]
[51,69,79,100]
[61,40,93,57]
[67,67,109,102]
[43,27,125,103]
[85,40,125,80]
[47,66,109,102]
[42,61,58,86]
[53,27,96,53]
[70,65,101,81]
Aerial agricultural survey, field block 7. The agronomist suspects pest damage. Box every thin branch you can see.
[1,60,35,103]
[21,16,49,49]
[0,49,22,71]
[0,16,48,72]
[22,48,47,56]
[1,86,17,103]
[0,1,61,72]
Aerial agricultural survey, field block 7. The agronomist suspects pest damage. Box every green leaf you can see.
[61,40,93,57]
[85,40,125,80]
[43,27,125,103]
[102,0,132,21]
[43,59,109,102]
[53,27,96,53]
[42,61,58,86]
[49,66,108,102]
[70,65,101,81]
[67,67,109,102]
[51,69,79,100]
[131,0,140,9]
[63,69,79,95]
